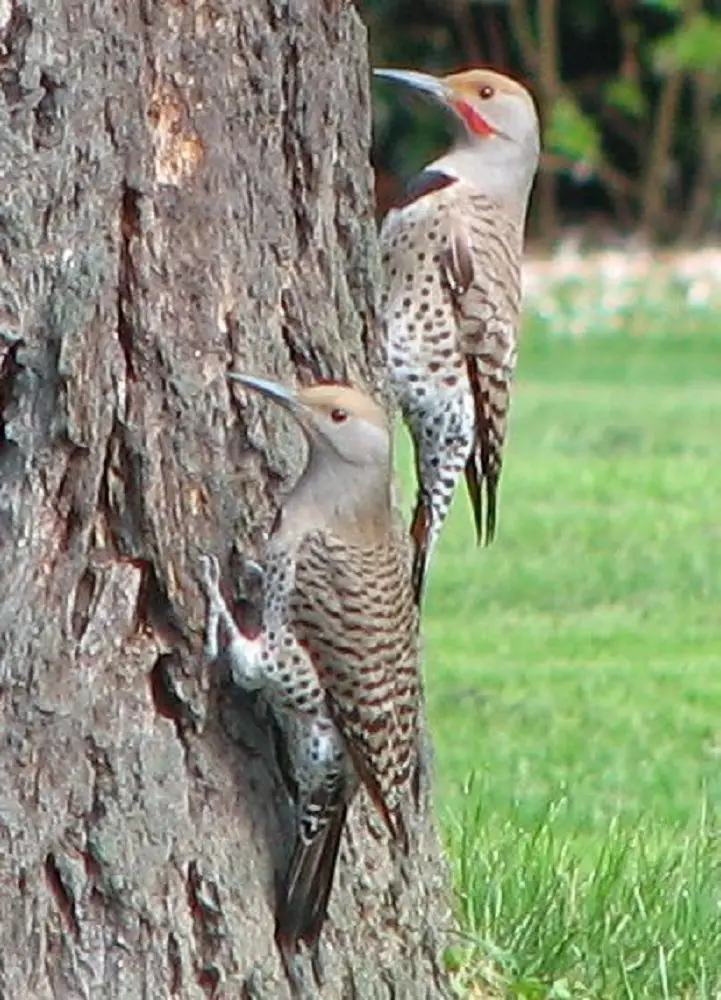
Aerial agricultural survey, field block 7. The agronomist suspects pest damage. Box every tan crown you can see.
[296,383,389,433]
[443,68,536,118]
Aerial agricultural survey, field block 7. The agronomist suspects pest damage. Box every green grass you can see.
[396,313,721,998]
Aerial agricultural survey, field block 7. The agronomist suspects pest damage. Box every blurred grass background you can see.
[359,2,721,992]
[398,311,721,828]
[393,312,721,997]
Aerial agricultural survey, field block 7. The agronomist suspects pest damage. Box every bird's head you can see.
[229,373,391,471]
[374,66,540,175]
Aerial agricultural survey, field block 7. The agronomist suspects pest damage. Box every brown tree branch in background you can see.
[593,102,645,155]
[510,0,647,239]
[680,73,719,244]
[509,0,563,245]
[569,73,646,154]
[485,6,509,69]
[448,0,485,66]
[639,0,701,240]
[542,153,636,230]
[509,0,539,77]
[536,0,560,246]
[612,0,641,87]
[639,71,684,239]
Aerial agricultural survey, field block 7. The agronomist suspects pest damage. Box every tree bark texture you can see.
[0,1,452,998]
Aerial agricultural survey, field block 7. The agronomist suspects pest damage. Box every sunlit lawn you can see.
[396,309,721,998]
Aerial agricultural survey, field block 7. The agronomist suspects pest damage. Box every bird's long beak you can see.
[373,68,452,108]
[228,373,304,419]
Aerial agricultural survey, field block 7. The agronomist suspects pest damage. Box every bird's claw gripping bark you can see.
[199,554,224,660]
[241,556,265,588]
[200,551,264,599]
[198,552,264,691]
[199,552,221,592]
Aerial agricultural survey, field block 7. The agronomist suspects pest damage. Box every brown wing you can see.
[290,530,420,844]
[440,197,523,545]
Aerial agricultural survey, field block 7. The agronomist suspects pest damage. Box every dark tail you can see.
[465,355,498,546]
[275,802,349,997]
[409,491,430,609]
[464,452,497,547]
[463,453,484,545]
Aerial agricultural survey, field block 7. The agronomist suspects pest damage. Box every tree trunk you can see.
[0,2,453,998]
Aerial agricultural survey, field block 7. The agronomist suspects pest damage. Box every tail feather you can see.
[484,467,498,546]
[463,453,484,546]
[275,802,349,996]
[465,355,498,546]
[409,493,430,609]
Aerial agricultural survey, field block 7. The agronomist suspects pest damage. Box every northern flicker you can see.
[374,67,541,606]
[199,374,421,996]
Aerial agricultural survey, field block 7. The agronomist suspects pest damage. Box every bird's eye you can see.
[330,408,348,424]
[479,84,495,100]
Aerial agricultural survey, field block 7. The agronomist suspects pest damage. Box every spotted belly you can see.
[386,296,466,406]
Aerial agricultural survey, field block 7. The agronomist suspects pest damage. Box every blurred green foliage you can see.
[363,0,721,243]
[652,11,721,74]
[545,97,601,168]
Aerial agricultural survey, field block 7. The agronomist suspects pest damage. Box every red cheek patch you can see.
[453,99,496,138]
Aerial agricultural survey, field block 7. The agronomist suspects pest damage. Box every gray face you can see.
[308,410,391,469]
[373,66,540,174]
[478,92,540,156]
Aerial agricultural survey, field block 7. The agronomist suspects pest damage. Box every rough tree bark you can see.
[0,1,453,998]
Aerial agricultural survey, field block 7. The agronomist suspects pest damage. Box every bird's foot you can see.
[240,555,265,588]
[199,554,225,661]
[199,553,265,692]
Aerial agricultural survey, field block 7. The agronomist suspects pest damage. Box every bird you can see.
[199,373,421,996]
[373,66,541,606]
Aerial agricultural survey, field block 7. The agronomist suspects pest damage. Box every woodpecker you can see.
[200,373,421,996]
[374,67,540,606]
